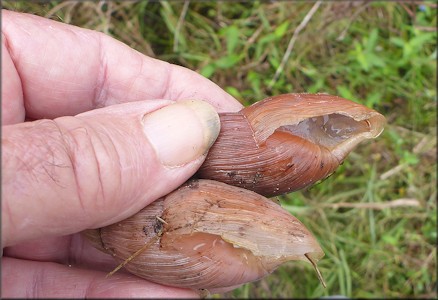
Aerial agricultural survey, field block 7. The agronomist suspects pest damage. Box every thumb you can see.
[2,100,220,247]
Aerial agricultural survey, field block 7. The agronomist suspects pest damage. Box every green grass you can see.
[4,1,436,298]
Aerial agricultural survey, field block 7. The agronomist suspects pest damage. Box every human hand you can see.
[1,10,243,298]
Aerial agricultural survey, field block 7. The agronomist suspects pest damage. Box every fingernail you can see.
[142,100,220,167]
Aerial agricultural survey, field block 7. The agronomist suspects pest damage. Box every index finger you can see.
[2,10,243,123]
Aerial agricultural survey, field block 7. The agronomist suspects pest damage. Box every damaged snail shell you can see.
[84,93,385,293]
[198,93,386,197]
[84,179,324,294]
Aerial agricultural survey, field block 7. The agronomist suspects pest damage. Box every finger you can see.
[1,32,25,125]
[1,257,199,298]
[2,99,220,247]
[2,10,242,124]
[4,234,119,272]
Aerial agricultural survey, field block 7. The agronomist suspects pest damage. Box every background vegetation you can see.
[4,1,436,298]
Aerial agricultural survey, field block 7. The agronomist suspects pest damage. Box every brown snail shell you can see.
[197,93,386,197]
[84,179,324,294]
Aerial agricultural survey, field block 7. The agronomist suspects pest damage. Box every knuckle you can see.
[8,118,122,215]
[57,118,122,214]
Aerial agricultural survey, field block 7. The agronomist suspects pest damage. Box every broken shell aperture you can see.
[197,93,386,197]
[84,179,324,294]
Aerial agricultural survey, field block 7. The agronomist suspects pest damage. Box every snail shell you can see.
[84,179,323,293]
[197,93,386,196]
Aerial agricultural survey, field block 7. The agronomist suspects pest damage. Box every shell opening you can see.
[278,113,370,150]
[163,231,273,289]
